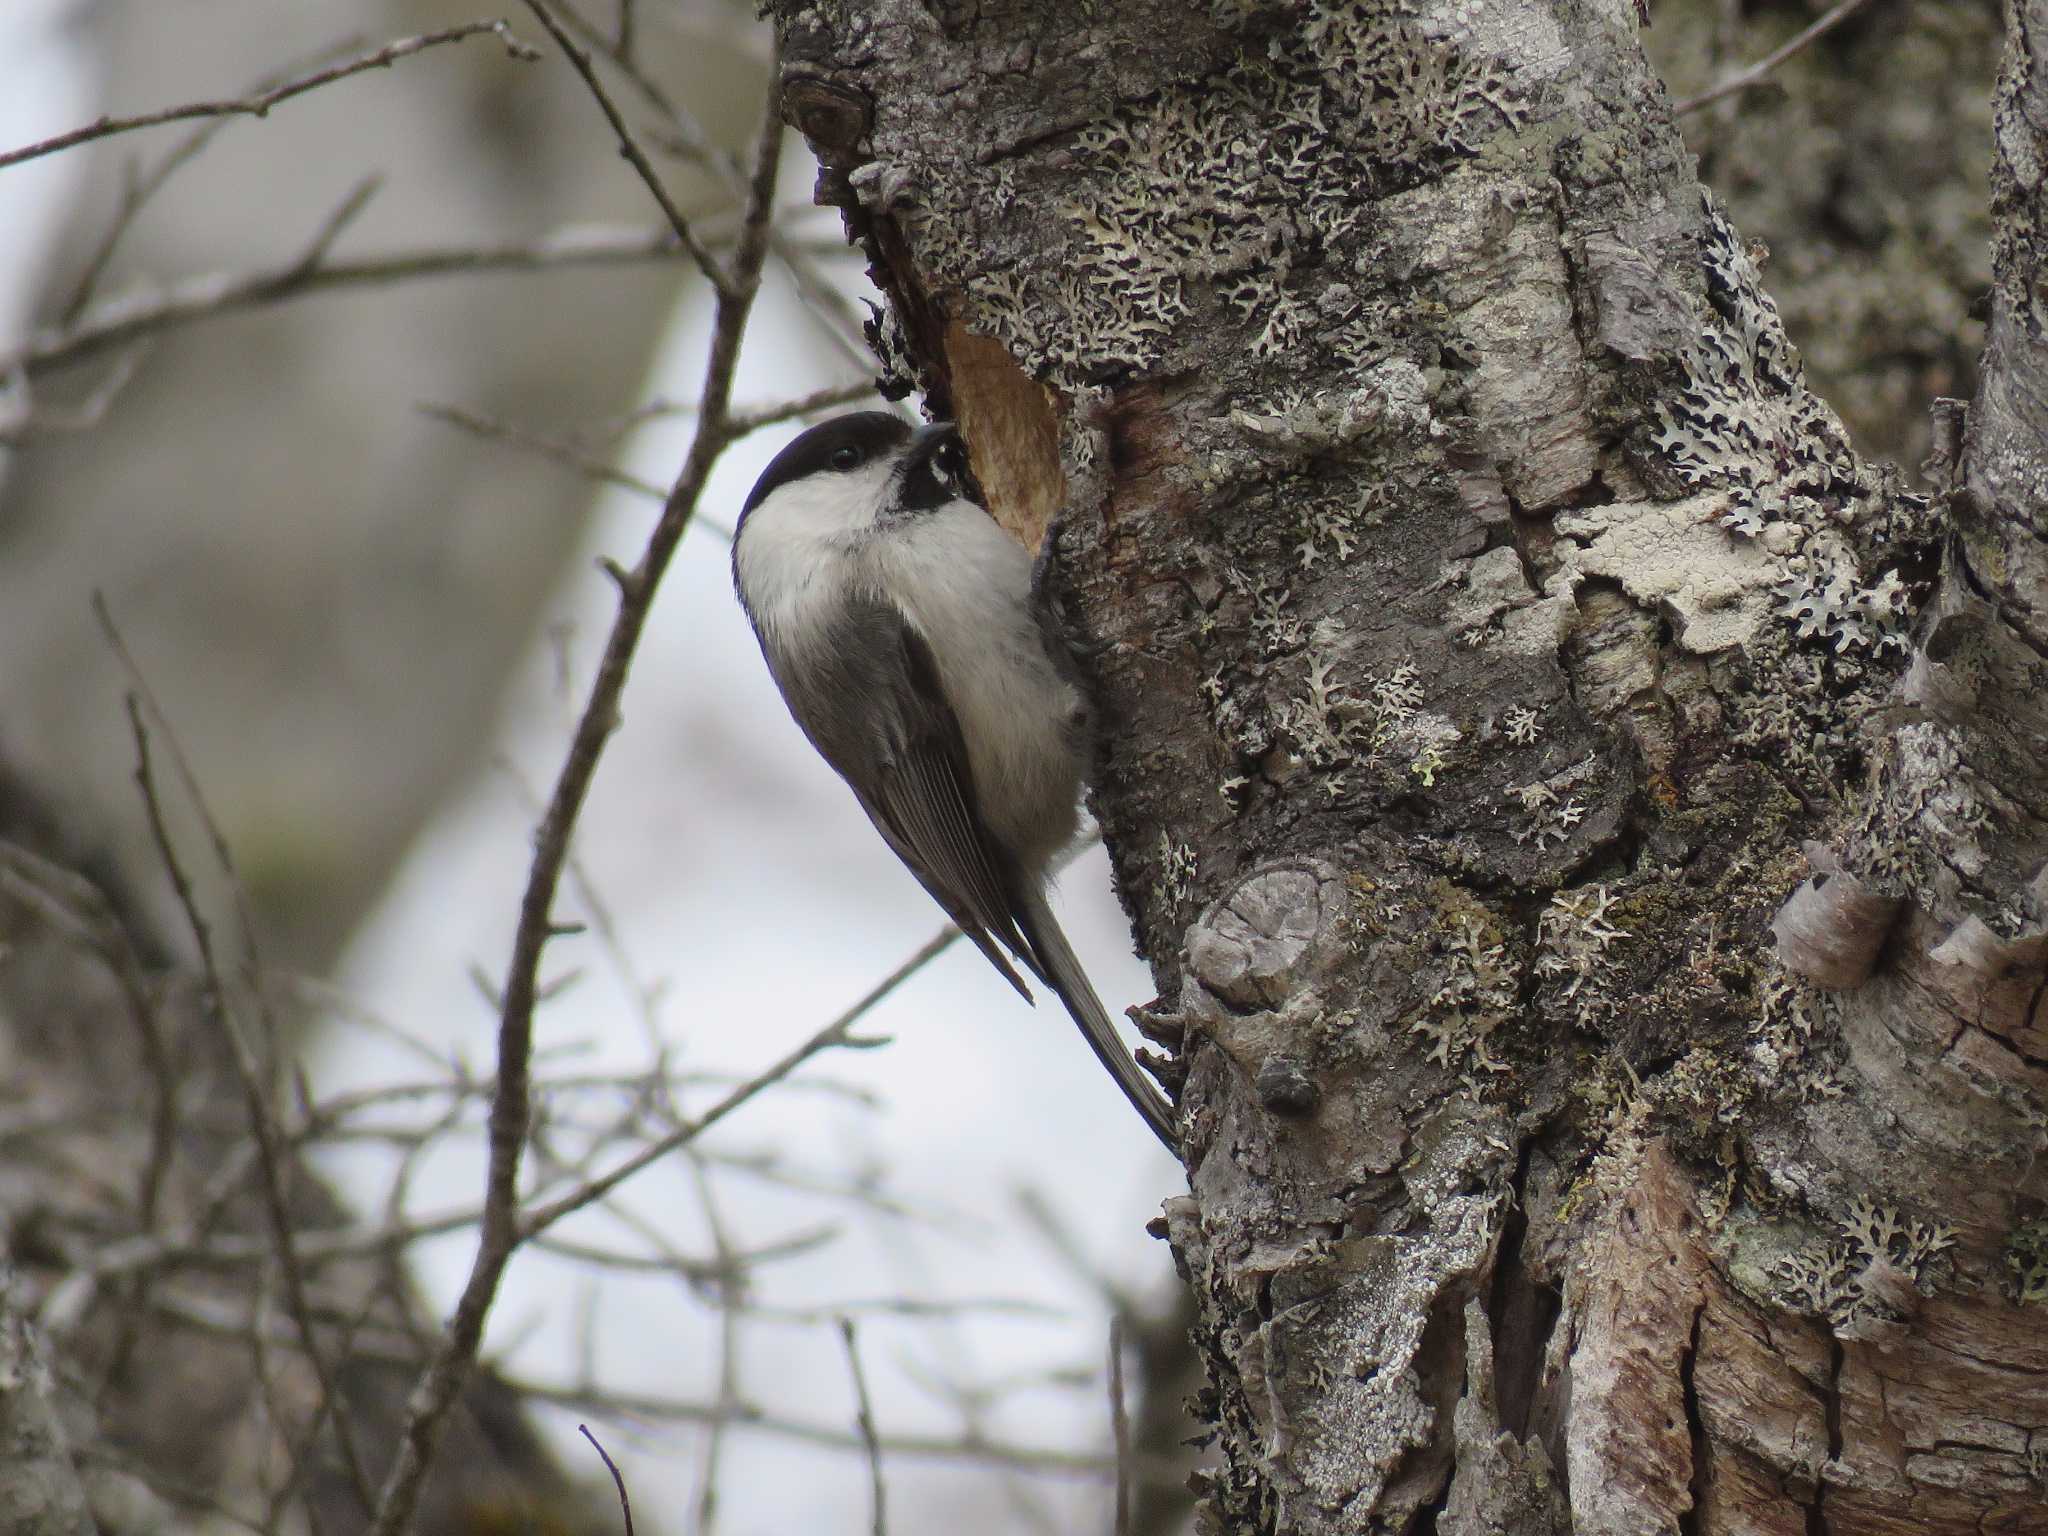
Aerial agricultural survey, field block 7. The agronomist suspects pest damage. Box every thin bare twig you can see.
[92,596,285,1076]
[579,1425,636,1536]
[0,21,539,171]
[112,687,378,1514]
[263,1288,390,1529]
[417,379,879,527]
[541,1,875,368]
[364,46,787,1536]
[1109,1318,1131,1536]
[0,348,148,446]
[0,847,177,1232]
[69,1446,274,1536]
[550,0,729,173]
[1674,0,1871,114]
[281,173,384,284]
[514,920,958,1239]
[9,224,694,377]
[0,847,180,1402]
[519,0,729,294]
[542,843,1102,1244]
[1016,1186,1142,1319]
[536,1385,1121,1475]
[492,742,748,1536]
[58,38,374,322]
[145,1287,1118,1478]
[726,383,883,437]
[414,400,707,527]
[684,1157,742,1536]
[738,1295,1066,1325]
[98,594,387,1514]
[839,1319,888,1536]
[70,1199,495,1280]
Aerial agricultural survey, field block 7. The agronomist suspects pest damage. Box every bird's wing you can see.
[773,594,1043,1000]
[767,592,1179,1150]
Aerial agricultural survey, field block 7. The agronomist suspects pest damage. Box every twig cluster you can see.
[0,6,865,442]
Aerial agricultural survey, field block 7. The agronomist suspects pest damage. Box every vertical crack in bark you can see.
[1502,489,1553,603]
[1486,1135,1559,1443]
[1809,1335,1845,1536]
[1406,1279,1474,1524]
[1412,1458,1454,1536]
[1678,1301,1708,1536]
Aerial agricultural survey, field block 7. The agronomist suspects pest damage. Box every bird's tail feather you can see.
[1017,886,1179,1152]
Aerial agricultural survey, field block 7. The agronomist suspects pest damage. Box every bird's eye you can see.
[829,444,863,471]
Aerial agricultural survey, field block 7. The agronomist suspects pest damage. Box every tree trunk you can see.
[767,1,2048,1531]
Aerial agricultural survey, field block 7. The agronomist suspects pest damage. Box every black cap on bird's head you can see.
[738,412,978,528]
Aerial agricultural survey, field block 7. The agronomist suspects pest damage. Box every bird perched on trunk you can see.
[731,411,1177,1151]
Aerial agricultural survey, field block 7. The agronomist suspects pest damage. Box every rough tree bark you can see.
[766,1,2048,1531]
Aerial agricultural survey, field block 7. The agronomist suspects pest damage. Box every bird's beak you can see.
[907,420,960,467]
[901,421,980,508]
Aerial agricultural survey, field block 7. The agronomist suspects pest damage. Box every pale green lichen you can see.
[1752,968,1845,1097]
[1844,720,2003,908]
[902,3,1527,393]
[1239,572,1309,652]
[1773,1194,1957,1326]
[1409,909,1518,1078]
[1268,642,1458,801]
[2003,1218,2048,1306]
[1534,884,1628,1005]
[1640,193,1929,657]
[1773,547,1913,655]
[1505,780,1585,850]
[1157,833,1200,913]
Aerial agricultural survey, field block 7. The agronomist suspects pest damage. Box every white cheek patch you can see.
[734,461,900,655]
[745,461,897,542]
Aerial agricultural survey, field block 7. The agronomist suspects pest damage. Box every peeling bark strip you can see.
[772,1,2048,1531]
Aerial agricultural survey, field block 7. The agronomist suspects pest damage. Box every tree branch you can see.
[0,20,539,171]
[518,0,730,294]
[363,51,787,1536]
[838,1319,888,1536]
[109,677,377,1514]
[7,224,696,377]
[1673,0,1872,115]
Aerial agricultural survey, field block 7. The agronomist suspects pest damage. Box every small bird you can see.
[731,411,1177,1151]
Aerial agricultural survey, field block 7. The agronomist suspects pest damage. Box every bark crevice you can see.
[1679,1300,1708,1536]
